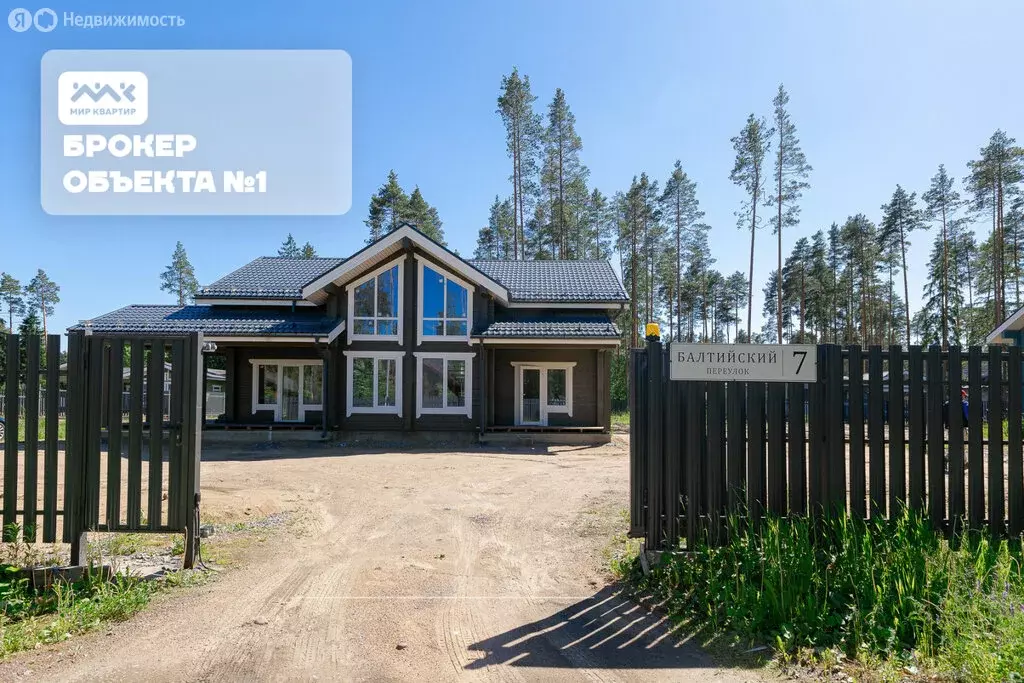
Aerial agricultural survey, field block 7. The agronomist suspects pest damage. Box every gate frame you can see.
[65,331,204,569]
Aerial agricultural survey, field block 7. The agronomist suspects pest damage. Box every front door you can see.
[280,365,301,421]
[521,367,542,425]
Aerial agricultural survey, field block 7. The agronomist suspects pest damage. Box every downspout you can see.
[478,338,486,442]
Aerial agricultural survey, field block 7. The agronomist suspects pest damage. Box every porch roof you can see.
[475,313,620,339]
[70,305,344,341]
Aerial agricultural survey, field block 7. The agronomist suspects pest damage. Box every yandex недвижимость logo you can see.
[57,71,149,126]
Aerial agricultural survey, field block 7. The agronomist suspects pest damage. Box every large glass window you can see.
[348,354,400,413]
[422,265,468,338]
[353,264,400,337]
[418,356,469,414]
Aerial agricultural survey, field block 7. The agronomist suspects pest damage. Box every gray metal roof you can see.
[476,314,620,339]
[70,305,341,337]
[467,260,628,303]
[199,257,345,299]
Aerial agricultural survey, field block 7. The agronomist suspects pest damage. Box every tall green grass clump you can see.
[627,509,1024,681]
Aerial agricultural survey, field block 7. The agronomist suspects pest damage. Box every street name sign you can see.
[669,344,817,382]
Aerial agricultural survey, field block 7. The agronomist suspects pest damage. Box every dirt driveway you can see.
[3,437,762,682]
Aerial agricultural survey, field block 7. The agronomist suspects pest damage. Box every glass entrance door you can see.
[280,365,300,421]
[521,368,542,424]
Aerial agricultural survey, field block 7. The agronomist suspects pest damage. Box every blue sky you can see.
[1,1,1022,341]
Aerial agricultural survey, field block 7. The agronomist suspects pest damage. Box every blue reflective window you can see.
[422,265,469,338]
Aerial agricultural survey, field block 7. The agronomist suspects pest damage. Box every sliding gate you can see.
[630,339,1024,552]
[1,331,204,568]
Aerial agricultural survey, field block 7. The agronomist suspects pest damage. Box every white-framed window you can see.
[416,256,472,345]
[250,360,324,422]
[414,352,474,418]
[344,350,404,417]
[511,362,575,426]
[347,258,403,344]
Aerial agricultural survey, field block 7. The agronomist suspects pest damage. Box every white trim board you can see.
[504,302,624,310]
[342,350,404,417]
[301,225,510,305]
[413,351,474,418]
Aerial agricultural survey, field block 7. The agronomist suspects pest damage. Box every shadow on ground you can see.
[464,584,730,672]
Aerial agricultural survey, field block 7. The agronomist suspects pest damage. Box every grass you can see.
[0,563,177,658]
[611,410,630,428]
[2,417,67,442]
[615,509,1024,682]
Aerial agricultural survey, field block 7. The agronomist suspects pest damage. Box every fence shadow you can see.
[463,584,729,672]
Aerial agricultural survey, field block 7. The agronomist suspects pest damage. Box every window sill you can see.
[348,406,401,415]
[418,408,471,417]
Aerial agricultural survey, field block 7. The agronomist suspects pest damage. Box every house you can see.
[71,225,627,442]
[987,306,1024,346]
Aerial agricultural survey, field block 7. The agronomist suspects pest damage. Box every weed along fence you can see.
[629,338,1024,552]
[0,332,204,568]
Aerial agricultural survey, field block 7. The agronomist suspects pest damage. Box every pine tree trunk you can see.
[776,149,784,345]
[941,205,949,348]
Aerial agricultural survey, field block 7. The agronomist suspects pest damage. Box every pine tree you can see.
[965,130,1024,327]
[25,270,60,338]
[767,85,811,344]
[724,271,748,342]
[0,273,25,331]
[17,309,42,378]
[406,186,446,245]
[880,185,925,346]
[582,189,613,260]
[540,89,588,258]
[921,164,962,347]
[278,234,300,257]
[660,161,705,341]
[159,242,199,307]
[730,114,774,341]
[300,242,317,258]
[497,68,543,260]
[365,170,410,243]
[475,196,514,259]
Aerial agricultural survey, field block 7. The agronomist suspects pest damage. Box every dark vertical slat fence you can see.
[629,341,1024,551]
[1,332,202,570]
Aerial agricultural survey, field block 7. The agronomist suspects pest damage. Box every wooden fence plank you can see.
[685,381,703,548]
[1009,346,1024,539]
[927,346,945,532]
[888,345,906,516]
[766,382,786,516]
[747,382,766,526]
[3,334,19,535]
[63,333,83,545]
[808,346,826,514]
[85,336,104,528]
[967,348,984,530]
[106,339,123,529]
[847,346,865,518]
[22,336,40,541]
[127,339,144,528]
[628,350,646,535]
[726,381,745,513]
[787,382,806,516]
[707,381,725,543]
[947,346,965,540]
[987,347,1004,536]
[147,341,165,530]
[664,378,681,549]
[908,347,925,512]
[42,335,60,543]
[167,340,184,529]
[826,346,846,513]
[868,346,885,517]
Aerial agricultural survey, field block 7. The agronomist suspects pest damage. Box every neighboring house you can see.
[71,225,627,442]
[987,306,1024,346]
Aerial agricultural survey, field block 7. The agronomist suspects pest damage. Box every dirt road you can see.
[3,438,763,682]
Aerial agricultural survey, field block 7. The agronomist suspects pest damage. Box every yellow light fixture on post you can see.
[645,322,661,340]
